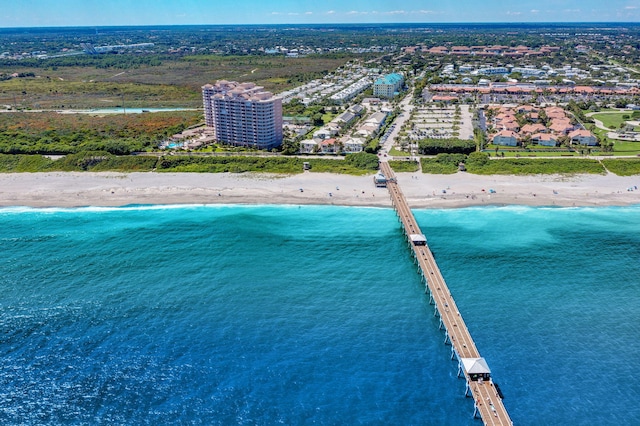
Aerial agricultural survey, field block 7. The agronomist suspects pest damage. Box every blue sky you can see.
[2,0,639,27]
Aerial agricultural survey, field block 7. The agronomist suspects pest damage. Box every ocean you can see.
[0,204,638,425]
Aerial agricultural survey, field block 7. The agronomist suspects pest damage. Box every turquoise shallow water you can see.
[0,204,639,425]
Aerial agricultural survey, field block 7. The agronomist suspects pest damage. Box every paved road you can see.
[380,92,414,156]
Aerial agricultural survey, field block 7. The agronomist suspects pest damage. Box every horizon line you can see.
[0,21,638,30]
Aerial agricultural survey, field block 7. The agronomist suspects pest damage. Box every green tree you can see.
[466,151,489,167]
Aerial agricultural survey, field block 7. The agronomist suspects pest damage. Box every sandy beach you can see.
[0,171,638,209]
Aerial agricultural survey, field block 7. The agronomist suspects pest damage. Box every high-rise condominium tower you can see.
[202,80,283,149]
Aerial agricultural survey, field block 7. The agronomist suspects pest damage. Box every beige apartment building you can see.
[202,80,283,149]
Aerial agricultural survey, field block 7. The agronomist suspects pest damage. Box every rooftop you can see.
[375,73,403,86]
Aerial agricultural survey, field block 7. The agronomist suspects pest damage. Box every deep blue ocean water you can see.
[0,204,638,425]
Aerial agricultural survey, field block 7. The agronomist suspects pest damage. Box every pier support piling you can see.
[379,162,512,426]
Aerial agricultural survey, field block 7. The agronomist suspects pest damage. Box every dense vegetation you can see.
[2,23,637,61]
[158,152,379,174]
[417,138,476,155]
[601,159,640,176]
[0,152,161,172]
[422,152,608,175]
[0,151,381,175]
[0,111,201,154]
[4,151,637,176]
[421,154,467,174]
[388,160,420,173]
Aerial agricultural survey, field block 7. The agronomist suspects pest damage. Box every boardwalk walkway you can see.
[379,162,512,425]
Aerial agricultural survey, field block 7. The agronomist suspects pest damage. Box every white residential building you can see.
[343,137,365,152]
[299,139,318,154]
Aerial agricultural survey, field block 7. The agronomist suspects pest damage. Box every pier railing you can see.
[379,162,512,426]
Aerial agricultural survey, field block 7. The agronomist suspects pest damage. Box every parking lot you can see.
[406,105,474,140]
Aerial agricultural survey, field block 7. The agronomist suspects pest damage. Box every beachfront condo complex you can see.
[202,80,283,149]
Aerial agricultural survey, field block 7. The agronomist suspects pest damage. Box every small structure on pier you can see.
[379,160,511,424]
[461,358,491,381]
[373,171,388,187]
[410,234,427,246]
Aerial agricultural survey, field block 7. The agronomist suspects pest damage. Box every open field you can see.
[591,112,637,129]
[0,55,353,109]
[611,140,640,155]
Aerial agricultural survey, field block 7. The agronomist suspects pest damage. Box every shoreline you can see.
[0,171,639,209]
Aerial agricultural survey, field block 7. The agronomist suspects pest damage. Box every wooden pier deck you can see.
[379,162,512,425]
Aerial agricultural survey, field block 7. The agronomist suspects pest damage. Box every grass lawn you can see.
[592,127,640,156]
[495,151,579,157]
[612,140,640,156]
[321,112,336,124]
[389,147,410,157]
[484,145,578,157]
[591,112,633,129]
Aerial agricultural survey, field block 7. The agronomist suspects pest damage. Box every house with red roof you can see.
[451,46,472,55]
[544,106,567,120]
[319,138,337,153]
[531,133,558,147]
[520,123,547,135]
[568,129,597,146]
[432,95,459,103]
[549,119,574,134]
[500,120,520,132]
[492,130,519,146]
[517,105,539,114]
[428,46,448,54]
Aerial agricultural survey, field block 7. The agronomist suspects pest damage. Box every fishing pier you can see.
[378,162,512,425]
